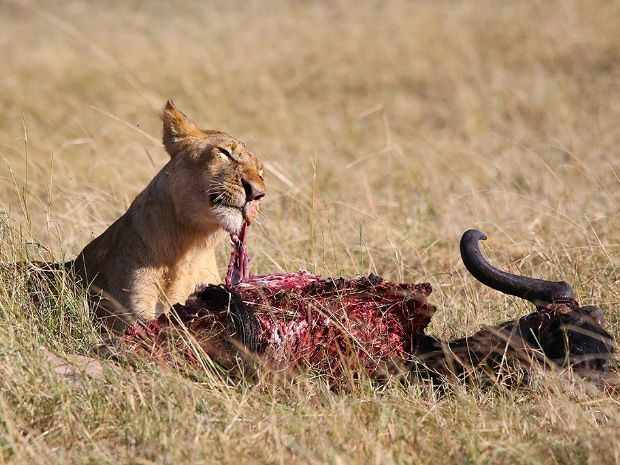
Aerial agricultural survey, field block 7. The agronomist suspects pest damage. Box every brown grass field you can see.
[1,0,620,463]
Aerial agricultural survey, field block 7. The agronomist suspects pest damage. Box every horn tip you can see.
[462,229,488,243]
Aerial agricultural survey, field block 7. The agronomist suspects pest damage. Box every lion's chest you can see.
[158,247,221,308]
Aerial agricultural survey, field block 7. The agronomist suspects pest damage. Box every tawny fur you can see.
[72,101,265,332]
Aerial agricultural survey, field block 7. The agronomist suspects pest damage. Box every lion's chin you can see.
[211,199,261,235]
[212,205,245,235]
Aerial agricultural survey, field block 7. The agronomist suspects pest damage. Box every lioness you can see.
[72,101,265,333]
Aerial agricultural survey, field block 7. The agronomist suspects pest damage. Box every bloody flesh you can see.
[232,272,434,380]
[125,272,435,386]
[125,227,437,385]
[226,224,250,285]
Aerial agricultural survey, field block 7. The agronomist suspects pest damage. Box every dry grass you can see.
[1,0,620,462]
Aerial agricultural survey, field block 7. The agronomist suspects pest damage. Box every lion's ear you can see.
[161,100,202,157]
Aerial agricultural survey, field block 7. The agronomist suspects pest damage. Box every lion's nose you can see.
[242,178,265,202]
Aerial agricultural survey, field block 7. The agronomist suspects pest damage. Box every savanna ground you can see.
[1,0,620,463]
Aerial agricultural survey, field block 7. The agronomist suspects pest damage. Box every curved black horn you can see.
[460,230,574,309]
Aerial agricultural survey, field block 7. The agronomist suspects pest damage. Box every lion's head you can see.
[160,100,265,236]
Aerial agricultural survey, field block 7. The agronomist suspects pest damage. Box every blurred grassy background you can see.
[1,0,620,463]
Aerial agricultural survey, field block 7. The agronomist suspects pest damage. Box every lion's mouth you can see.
[210,194,258,224]
[226,223,250,285]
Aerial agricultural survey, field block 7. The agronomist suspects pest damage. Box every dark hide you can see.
[411,302,613,382]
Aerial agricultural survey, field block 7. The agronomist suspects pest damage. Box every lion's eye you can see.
[216,147,233,159]
[258,169,264,179]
